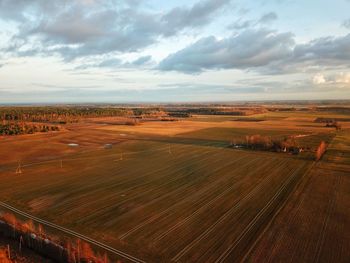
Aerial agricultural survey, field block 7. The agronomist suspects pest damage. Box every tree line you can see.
[232,134,328,160]
[239,134,300,152]
[0,107,133,124]
[0,106,172,123]
[0,122,59,136]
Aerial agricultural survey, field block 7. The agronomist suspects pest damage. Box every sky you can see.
[0,0,350,103]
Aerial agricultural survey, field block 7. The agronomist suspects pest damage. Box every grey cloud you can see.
[131,55,152,66]
[75,55,152,70]
[259,12,278,24]
[161,0,232,36]
[75,58,122,70]
[97,58,123,68]
[2,0,232,60]
[158,29,295,73]
[294,34,350,62]
[228,12,277,31]
[158,30,350,74]
[343,19,350,29]
[0,0,60,21]
[96,56,153,68]
[228,20,252,30]
[33,10,115,44]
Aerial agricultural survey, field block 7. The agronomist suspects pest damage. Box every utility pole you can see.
[15,161,22,174]
[168,145,172,154]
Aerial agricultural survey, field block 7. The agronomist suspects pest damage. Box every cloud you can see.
[159,30,350,74]
[97,58,123,68]
[313,73,326,84]
[293,34,350,64]
[0,0,59,21]
[131,55,152,66]
[313,72,350,86]
[75,55,153,69]
[228,20,252,30]
[334,72,350,83]
[33,9,115,44]
[1,0,232,60]
[160,0,232,36]
[259,12,278,24]
[228,12,277,31]
[158,29,295,73]
[343,19,350,29]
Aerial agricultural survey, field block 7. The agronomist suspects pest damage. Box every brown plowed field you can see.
[0,111,348,262]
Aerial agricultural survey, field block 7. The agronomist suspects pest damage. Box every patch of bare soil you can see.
[28,195,62,213]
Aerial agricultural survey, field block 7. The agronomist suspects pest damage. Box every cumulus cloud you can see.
[159,30,350,74]
[334,72,350,83]
[1,0,232,60]
[313,73,326,84]
[228,20,252,30]
[0,0,59,21]
[158,29,295,73]
[313,72,350,86]
[160,0,231,36]
[294,34,350,62]
[343,19,350,29]
[259,12,278,24]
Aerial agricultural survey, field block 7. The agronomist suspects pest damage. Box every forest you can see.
[0,122,59,136]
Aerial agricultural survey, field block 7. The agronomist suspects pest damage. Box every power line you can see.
[0,202,146,263]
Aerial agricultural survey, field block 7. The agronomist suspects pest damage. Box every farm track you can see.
[171,161,308,262]
[313,170,342,263]
[75,145,236,224]
[239,162,316,263]
[150,158,286,245]
[119,155,266,240]
[0,201,146,263]
[146,159,298,257]
[104,154,263,231]
[214,164,307,262]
